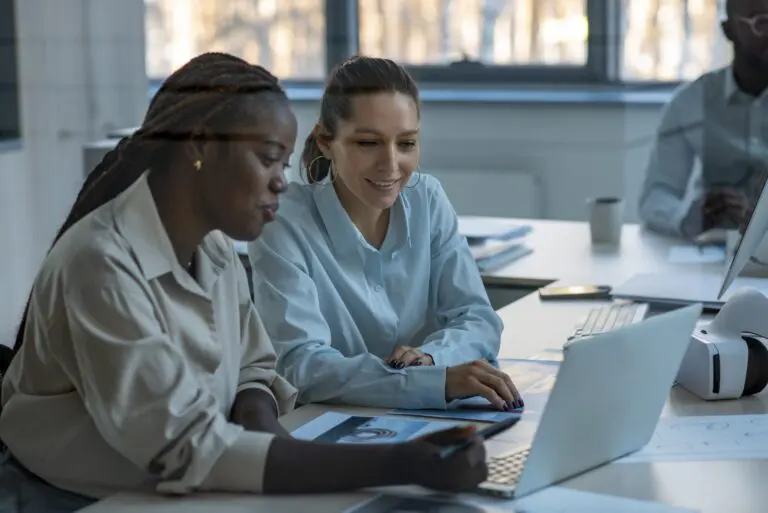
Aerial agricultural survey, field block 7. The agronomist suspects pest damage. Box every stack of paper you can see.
[459,216,532,245]
[459,216,533,271]
[471,241,533,271]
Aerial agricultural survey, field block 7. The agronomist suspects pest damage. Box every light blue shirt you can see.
[248,173,503,410]
[639,66,768,237]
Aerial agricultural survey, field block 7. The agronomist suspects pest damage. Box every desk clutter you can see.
[459,216,533,271]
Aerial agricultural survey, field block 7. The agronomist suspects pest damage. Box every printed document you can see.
[291,412,456,443]
[619,414,768,463]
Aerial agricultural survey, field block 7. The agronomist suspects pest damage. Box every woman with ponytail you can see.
[249,56,522,412]
[0,53,488,512]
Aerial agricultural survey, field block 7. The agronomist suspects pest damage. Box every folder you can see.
[459,216,532,246]
[471,241,533,271]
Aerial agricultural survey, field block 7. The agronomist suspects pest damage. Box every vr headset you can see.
[676,287,768,401]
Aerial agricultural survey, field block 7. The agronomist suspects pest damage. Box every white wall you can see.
[0,0,147,345]
[0,146,31,345]
[288,100,664,223]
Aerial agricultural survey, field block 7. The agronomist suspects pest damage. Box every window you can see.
[359,0,588,67]
[144,0,326,81]
[621,0,730,81]
[0,0,20,141]
[143,0,733,87]
[358,0,604,83]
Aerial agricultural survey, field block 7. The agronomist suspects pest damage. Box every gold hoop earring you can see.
[193,160,202,171]
[405,168,422,189]
[305,155,337,185]
[305,155,326,183]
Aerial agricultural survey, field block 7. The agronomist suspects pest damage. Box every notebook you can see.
[459,216,532,246]
[611,271,768,310]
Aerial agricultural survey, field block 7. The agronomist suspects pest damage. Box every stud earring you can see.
[193,160,202,171]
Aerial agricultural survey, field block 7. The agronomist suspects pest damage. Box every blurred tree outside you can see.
[145,0,729,82]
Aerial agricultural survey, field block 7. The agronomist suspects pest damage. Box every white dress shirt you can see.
[0,173,297,498]
[639,66,768,237]
[248,174,503,410]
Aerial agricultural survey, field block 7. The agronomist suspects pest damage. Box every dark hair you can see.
[301,56,420,183]
[5,52,287,370]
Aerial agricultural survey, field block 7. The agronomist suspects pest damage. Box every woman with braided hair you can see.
[0,53,487,512]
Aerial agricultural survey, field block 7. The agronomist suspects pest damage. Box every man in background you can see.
[639,0,768,239]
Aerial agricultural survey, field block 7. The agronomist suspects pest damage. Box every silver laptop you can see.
[478,303,702,498]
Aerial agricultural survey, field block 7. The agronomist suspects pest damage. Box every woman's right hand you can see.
[406,426,488,492]
[446,360,523,410]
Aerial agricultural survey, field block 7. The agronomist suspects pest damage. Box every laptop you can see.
[478,303,702,498]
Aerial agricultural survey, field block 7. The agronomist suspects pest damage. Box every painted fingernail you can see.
[395,361,405,369]
[413,361,422,366]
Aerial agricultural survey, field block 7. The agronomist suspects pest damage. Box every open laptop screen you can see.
[718,173,768,298]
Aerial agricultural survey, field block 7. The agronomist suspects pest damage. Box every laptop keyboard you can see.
[486,445,532,488]
[568,302,649,342]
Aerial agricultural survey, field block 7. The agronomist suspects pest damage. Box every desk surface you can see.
[481,218,723,288]
[84,219,765,513]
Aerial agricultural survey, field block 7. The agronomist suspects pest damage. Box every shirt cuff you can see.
[200,429,276,494]
[405,365,447,410]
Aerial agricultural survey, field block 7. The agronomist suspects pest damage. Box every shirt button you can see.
[374,285,383,292]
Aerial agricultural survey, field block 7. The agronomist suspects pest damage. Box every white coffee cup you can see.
[588,197,624,245]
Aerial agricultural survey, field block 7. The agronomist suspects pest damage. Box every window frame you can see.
[0,0,20,141]
[144,0,693,91]
[343,0,623,85]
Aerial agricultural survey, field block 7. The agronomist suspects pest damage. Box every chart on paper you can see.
[619,414,768,463]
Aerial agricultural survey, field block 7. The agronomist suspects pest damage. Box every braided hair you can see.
[6,52,287,367]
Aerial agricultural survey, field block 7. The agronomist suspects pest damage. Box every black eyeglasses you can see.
[735,14,768,38]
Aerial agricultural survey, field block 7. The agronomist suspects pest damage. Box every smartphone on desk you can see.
[438,415,521,460]
[538,285,611,301]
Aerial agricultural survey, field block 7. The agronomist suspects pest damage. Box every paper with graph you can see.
[619,414,768,463]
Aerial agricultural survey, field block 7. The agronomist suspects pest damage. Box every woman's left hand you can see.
[386,346,434,368]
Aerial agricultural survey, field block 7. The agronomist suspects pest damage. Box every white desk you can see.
[480,218,722,288]
[83,219,767,513]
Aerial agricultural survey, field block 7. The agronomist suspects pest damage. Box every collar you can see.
[113,172,231,287]
[312,179,412,254]
[724,65,738,102]
[723,65,768,104]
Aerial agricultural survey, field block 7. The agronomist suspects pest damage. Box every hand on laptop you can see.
[407,425,487,492]
[446,360,523,410]
[386,345,434,368]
